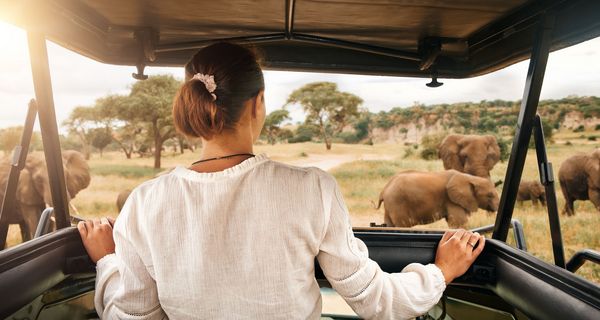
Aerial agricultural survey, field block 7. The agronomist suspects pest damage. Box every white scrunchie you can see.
[191,73,217,101]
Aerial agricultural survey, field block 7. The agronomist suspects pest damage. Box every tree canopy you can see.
[287,82,362,150]
[262,109,291,145]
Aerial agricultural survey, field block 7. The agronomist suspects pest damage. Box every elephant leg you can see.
[560,181,575,216]
[18,220,32,242]
[588,189,600,212]
[564,199,575,216]
[20,206,43,240]
[383,211,394,227]
[446,204,469,228]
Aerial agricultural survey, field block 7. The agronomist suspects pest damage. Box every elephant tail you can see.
[371,196,384,210]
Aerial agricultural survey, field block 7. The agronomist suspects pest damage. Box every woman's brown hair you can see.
[173,42,264,139]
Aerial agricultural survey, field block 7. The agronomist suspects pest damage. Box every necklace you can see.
[191,153,255,166]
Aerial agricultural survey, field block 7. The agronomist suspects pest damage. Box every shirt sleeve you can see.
[316,173,446,320]
[94,191,168,319]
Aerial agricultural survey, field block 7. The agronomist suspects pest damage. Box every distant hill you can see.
[368,96,600,144]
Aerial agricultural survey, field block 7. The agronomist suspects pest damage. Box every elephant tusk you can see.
[69,202,81,216]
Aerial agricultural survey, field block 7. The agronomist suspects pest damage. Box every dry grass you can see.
[5,137,599,284]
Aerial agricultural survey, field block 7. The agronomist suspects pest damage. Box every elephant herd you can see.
[377,134,502,228]
[376,134,600,228]
[0,138,597,241]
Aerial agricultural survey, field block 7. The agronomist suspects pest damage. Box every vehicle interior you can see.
[0,0,599,319]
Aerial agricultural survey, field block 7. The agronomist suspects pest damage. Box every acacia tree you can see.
[94,94,142,159]
[89,127,112,157]
[287,82,362,150]
[262,109,290,144]
[63,106,99,159]
[128,75,181,169]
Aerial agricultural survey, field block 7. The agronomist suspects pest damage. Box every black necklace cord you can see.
[191,153,255,166]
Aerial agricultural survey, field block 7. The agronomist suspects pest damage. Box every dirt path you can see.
[288,154,392,171]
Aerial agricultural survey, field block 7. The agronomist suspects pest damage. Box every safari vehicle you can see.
[0,0,599,319]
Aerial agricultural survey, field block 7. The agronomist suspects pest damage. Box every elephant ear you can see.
[22,154,52,205]
[16,169,44,205]
[585,149,600,188]
[446,173,478,212]
[439,135,464,171]
[484,135,501,169]
[62,150,91,199]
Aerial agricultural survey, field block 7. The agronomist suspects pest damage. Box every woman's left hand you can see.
[77,217,116,263]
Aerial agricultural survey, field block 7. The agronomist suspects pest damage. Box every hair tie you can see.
[191,73,217,101]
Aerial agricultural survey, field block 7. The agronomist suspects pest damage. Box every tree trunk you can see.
[83,145,91,160]
[178,137,185,154]
[153,120,161,169]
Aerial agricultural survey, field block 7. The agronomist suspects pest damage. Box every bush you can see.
[565,140,572,146]
[588,136,597,141]
[289,124,318,143]
[419,132,447,160]
[595,124,600,131]
[420,148,438,160]
[288,135,312,143]
[573,125,585,133]
[403,147,414,159]
[494,135,511,161]
[336,131,361,144]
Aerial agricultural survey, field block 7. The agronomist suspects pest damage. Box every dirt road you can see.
[288,154,392,171]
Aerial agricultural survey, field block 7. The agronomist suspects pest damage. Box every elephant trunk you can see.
[465,163,491,179]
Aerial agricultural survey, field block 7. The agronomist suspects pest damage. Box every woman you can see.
[78,42,485,319]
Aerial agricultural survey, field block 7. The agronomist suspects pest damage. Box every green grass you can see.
[91,164,161,179]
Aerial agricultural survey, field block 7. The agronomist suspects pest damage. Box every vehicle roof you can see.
[1,0,599,78]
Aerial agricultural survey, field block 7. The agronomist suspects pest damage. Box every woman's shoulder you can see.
[262,159,338,190]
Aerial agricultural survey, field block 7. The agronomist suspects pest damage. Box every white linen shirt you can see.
[95,154,446,319]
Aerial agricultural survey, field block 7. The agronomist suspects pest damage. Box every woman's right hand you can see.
[434,229,485,284]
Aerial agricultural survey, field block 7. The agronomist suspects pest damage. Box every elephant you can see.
[116,189,132,212]
[558,149,600,216]
[0,150,91,241]
[517,180,546,206]
[438,134,501,179]
[375,169,499,228]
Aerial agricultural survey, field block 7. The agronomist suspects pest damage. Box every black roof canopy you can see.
[1,0,599,78]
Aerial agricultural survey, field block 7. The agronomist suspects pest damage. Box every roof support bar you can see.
[292,33,421,61]
[0,100,38,248]
[492,14,555,241]
[285,0,296,39]
[27,32,70,229]
[155,32,421,62]
[532,115,565,267]
[155,34,286,53]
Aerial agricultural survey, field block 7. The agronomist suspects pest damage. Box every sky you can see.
[1,20,600,130]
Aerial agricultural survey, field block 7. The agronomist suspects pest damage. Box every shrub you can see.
[494,135,511,161]
[288,124,318,143]
[595,124,600,131]
[419,132,447,160]
[588,136,597,141]
[403,147,414,159]
[573,125,585,133]
[420,148,438,160]
[336,131,361,144]
[565,140,573,146]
